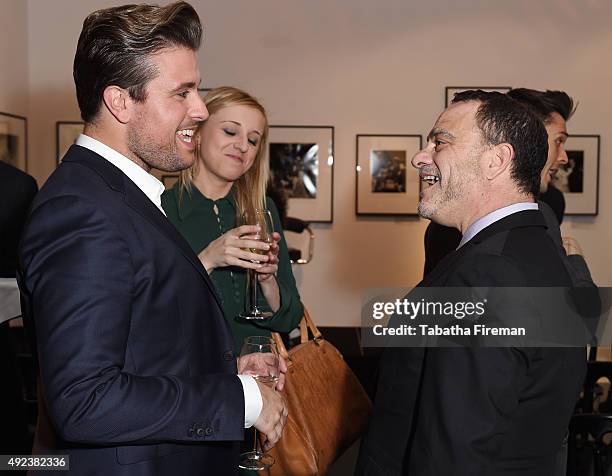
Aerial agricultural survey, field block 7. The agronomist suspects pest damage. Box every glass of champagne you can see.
[238,336,280,471]
[238,208,274,320]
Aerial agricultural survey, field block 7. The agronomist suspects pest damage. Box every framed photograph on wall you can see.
[551,134,600,215]
[356,134,422,216]
[57,121,84,164]
[267,125,334,223]
[445,86,512,107]
[0,112,27,172]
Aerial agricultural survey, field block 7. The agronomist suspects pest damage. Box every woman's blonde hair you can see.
[178,86,269,221]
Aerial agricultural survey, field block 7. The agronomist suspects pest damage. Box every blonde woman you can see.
[162,86,303,354]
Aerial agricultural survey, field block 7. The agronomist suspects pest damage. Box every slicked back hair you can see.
[452,90,548,197]
[74,2,202,123]
[507,88,576,124]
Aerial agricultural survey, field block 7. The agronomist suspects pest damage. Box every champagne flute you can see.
[238,336,280,471]
[238,208,274,320]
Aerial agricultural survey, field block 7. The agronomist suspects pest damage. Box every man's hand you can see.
[237,351,287,391]
[276,354,288,392]
[254,382,288,451]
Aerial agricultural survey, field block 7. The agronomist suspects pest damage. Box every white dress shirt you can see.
[458,202,539,249]
[76,134,166,215]
[75,134,263,428]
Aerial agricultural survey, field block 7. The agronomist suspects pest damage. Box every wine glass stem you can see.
[249,268,258,313]
[253,427,258,452]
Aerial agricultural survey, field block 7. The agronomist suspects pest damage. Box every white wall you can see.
[22,0,612,326]
[0,0,28,114]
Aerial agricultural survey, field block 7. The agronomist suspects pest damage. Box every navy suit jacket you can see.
[18,145,244,475]
[358,210,586,476]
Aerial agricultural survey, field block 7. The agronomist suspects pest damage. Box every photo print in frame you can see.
[356,134,422,216]
[267,125,334,223]
[0,112,27,172]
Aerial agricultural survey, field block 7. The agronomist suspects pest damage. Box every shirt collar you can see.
[76,134,166,215]
[175,183,236,221]
[457,202,539,248]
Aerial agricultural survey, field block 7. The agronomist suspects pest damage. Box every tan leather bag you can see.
[267,309,372,476]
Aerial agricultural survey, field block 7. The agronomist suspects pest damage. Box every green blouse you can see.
[161,184,304,355]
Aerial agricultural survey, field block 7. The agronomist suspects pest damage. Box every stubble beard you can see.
[417,199,436,219]
[417,184,455,220]
[418,153,483,222]
[127,116,194,173]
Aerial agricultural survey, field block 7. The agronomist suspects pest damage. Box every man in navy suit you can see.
[18,3,286,474]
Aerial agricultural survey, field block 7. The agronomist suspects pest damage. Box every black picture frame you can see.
[267,125,334,223]
[355,134,422,216]
[0,111,27,172]
[445,86,512,107]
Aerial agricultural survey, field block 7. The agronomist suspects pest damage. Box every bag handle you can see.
[301,307,322,342]
[272,307,322,361]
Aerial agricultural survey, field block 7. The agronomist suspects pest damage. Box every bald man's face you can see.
[412,101,487,226]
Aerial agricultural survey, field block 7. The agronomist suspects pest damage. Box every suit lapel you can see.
[63,146,225,312]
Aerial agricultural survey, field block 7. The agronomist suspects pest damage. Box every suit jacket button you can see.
[196,428,205,437]
[205,427,213,436]
[224,351,233,361]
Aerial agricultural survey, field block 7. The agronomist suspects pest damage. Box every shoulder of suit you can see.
[49,146,128,193]
[0,161,37,186]
[537,200,560,228]
[445,250,527,286]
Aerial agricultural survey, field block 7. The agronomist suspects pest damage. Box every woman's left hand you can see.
[256,232,281,282]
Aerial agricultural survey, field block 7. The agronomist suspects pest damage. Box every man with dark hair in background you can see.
[507,88,574,223]
[18,3,286,474]
[357,91,585,475]
[507,88,594,287]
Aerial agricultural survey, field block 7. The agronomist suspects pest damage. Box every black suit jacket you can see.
[540,184,565,225]
[0,161,37,278]
[358,210,586,476]
[0,159,37,459]
[18,146,244,475]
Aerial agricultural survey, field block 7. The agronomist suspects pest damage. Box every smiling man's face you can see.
[541,111,569,193]
[126,47,208,172]
[412,100,488,226]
